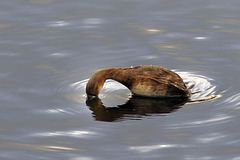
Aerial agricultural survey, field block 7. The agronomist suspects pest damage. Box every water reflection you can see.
[129,143,187,153]
[1,141,82,152]
[86,96,188,122]
[48,21,70,27]
[168,114,232,129]
[196,133,226,143]
[33,130,96,138]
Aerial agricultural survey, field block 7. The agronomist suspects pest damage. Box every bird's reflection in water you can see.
[86,96,188,122]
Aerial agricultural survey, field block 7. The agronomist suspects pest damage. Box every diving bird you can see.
[86,65,190,98]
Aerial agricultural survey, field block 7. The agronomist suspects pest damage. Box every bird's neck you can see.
[86,68,128,97]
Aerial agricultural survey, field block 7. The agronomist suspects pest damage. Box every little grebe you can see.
[86,65,190,98]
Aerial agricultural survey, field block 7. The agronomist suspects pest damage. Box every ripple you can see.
[70,79,89,91]
[196,133,226,143]
[129,143,188,153]
[47,21,70,27]
[70,79,129,95]
[48,52,69,58]
[68,79,130,106]
[31,130,96,138]
[39,108,76,115]
[82,18,103,28]
[177,71,220,102]
[168,114,232,129]
[222,92,240,107]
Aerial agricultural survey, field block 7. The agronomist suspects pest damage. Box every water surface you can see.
[1,0,240,159]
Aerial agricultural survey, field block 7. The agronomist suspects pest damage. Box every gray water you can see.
[1,0,240,159]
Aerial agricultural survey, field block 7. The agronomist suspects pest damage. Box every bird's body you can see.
[86,65,190,98]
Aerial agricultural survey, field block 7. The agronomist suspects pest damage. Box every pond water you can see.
[1,0,240,159]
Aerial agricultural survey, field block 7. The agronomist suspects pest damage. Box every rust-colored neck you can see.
[86,68,128,97]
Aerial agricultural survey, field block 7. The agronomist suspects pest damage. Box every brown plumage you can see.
[86,65,190,98]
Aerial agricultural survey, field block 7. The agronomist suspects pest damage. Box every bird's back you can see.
[123,66,190,97]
